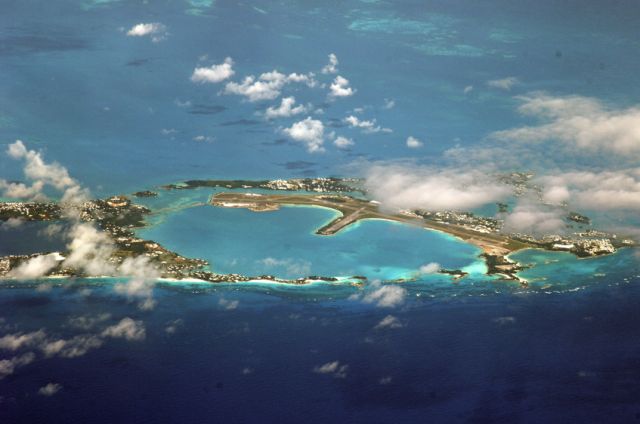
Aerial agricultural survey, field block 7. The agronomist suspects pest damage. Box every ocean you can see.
[2,263,640,423]
[2,0,640,422]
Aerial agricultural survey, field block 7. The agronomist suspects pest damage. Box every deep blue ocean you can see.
[2,0,640,422]
[2,270,640,423]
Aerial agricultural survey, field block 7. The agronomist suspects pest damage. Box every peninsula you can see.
[210,190,634,283]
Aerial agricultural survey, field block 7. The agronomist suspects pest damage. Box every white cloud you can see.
[126,23,167,42]
[360,282,407,308]
[419,262,440,275]
[334,136,354,149]
[101,318,146,341]
[492,93,640,155]
[0,352,35,379]
[464,85,474,94]
[406,136,423,148]
[321,53,339,74]
[313,360,348,378]
[164,319,184,334]
[0,217,24,230]
[3,142,164,307]
[264,96,307,119]
[38,383,62,396]
[219,298,239,310]
[0,181,46,201]
[175,99,192,108]
[283,117,325,153]
[502,200,566,235]
[0,330,46,351]
[487,77,519,90]
[4,140,89,204]
[286,72,317,87]
[259,257,312,275]
[344,115,391,134]
[364,164,511,212]
[374,315,403,329]
[384,98,395,109]
[63,223,116,276]
[114,256,160,310]
[536,169,640,211]
[193,135,215,143]
[329,75,355,98]
[8,253,63,280]
[41,334,103,358]
[68,313,112,330]
[191,57,235,83]
[225,71,316,102]
[225,74,283,102]
[493,316,516,325]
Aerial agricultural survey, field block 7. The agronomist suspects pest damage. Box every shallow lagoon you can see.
[137,197,482,281]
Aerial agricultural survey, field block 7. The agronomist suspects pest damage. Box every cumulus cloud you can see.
[313,360,348,378]
[406,136,423,148]
[225,70,316,102]
[464,85,474,94]
[63,223,116,276]
[374,315,403,330]
[536,169,640,211]
[3,140,89,204]
[333,136,354,149]
[101,318,146,341]
[344,115,391,134]
[487,77,519,90]
[363,284,406,307]
[492,93,640,156]
[352,281,407,308]
[38,382,62,396]
[329,76,355,98]
[0,180,46,201]
[114,256,160,310]
[0,217,24,230]
[419,262,440,275]
[193,135,215,143]
[219,298,239,310]
[0,330,46,351]
[321,53,338,74]
[383,98,395,109]
[502,200,566,235]
[164,319,184,334]
[283,117,325,153]
[41,334,103,358]
[259,257,312,275]
[67,313,112,330]
[8,253,63,280]
[364,164,511,212]
[493,316,516,325]
[264,96,307,119]
[191,57,235,83]
[126,23,167,42]
[1,319,146,370]
[3,142,163,306]
[0,352,35,379]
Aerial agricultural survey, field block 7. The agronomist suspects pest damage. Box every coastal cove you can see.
[136,200,483,282]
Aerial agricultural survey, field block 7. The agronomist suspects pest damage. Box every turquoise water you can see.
[510,248,640,291]
[137,199,481,281]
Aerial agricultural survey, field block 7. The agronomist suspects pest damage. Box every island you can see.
[0,177,635,286]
